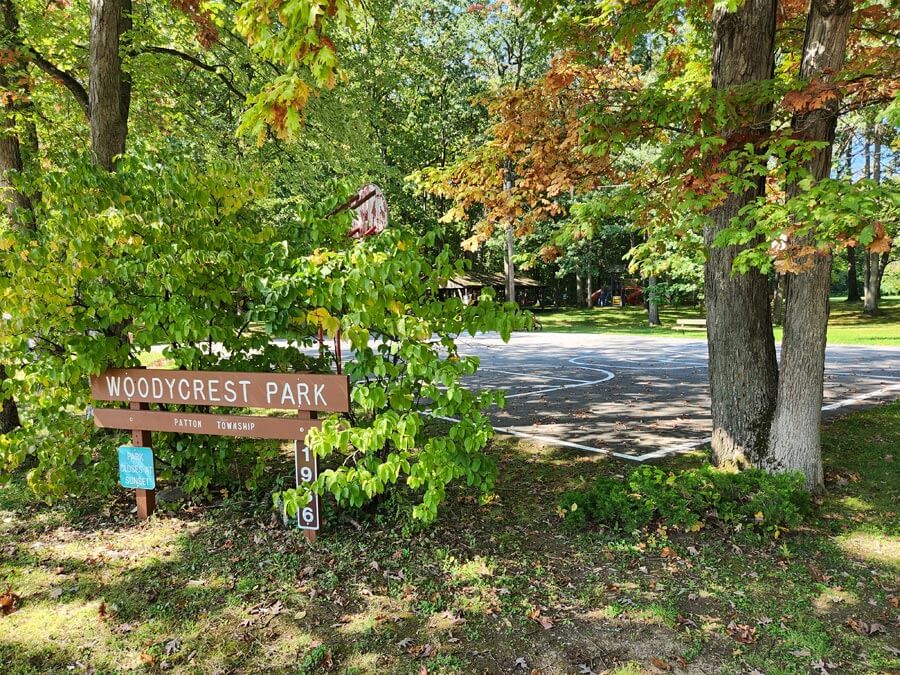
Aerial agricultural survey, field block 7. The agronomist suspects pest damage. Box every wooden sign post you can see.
[90,368,350,537]
[130,401,156,519]
[296,410,318,543]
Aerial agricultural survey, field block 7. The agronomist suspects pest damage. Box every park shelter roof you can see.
[442,272,543,290]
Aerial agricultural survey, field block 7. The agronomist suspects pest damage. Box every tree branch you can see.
[27,48,90,120]
[142,46,246,100]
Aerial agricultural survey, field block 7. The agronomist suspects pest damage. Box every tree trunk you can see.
[647,276,660,325]
[502,159,515,304]
[843,136,861,302]
[504,221,515,303]
[863,251,879,314]
[89,0,131,170]
[575,272,584,307]
[766,0,852,492]
[846,246,860,301]
[772,274,786,324]
[863,125,882,315]
[872,127,889,304]
[705,0,779,469]
[0,363,19,433]
[876,251,889,302]
[585,273,593,308]
[0,0,34,433]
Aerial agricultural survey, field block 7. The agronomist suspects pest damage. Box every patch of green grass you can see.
[1,404,898,673]
[534,296,900,345]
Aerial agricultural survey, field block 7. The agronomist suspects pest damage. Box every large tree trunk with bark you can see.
[765,0,852,491]
[89,0,131,170]
[705,0,779,468]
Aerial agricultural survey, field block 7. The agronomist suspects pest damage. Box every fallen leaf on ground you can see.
[676,614,697,629]
[811,659,836,674]
[651,656,672,671]
[726,621,757,644]
[527,607,554,630]
[807,563,831,583]
[0,587,19,616]
[847,617,885,636]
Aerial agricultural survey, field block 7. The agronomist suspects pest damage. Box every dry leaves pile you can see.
[0,586,19,616]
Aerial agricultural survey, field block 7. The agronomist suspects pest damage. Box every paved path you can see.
[453,333,900,461]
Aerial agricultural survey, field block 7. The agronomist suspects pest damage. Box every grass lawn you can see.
[535,297,900,346]
[1,404,898,674]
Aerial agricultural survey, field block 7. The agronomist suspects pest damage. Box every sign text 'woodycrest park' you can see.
[90,368,351,535]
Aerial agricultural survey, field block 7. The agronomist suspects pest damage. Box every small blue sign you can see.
[118,446,156,490]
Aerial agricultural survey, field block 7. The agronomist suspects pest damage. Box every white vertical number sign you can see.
[294,441,320,530]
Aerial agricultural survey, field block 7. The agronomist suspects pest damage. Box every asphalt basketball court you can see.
[451,332,900,461]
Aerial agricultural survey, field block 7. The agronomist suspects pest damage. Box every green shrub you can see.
[1,149,530,524]
[559,465,810,537]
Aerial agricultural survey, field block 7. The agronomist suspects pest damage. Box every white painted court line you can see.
[478,367,592,383]
[450,342,900,463]
[427,414,641,462]
[569,355,707,371]
[821,383,900,411]
[633,437,712,461]
[504,373,613,399]
[825,371,900,379]
[625,383,900,461]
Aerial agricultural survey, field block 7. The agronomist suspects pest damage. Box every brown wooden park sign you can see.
[90,368,350,540]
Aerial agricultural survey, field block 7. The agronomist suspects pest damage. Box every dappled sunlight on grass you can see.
[535,305,704,338]
[0,402,897,673]
[839,496,876,512]
[445,555,494,583]
[335,594,413,636]
[341,652,382,673]
[811,586,860,613]
[534,297,900,345]
[835,531,900,568]
[0,599,136,671]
